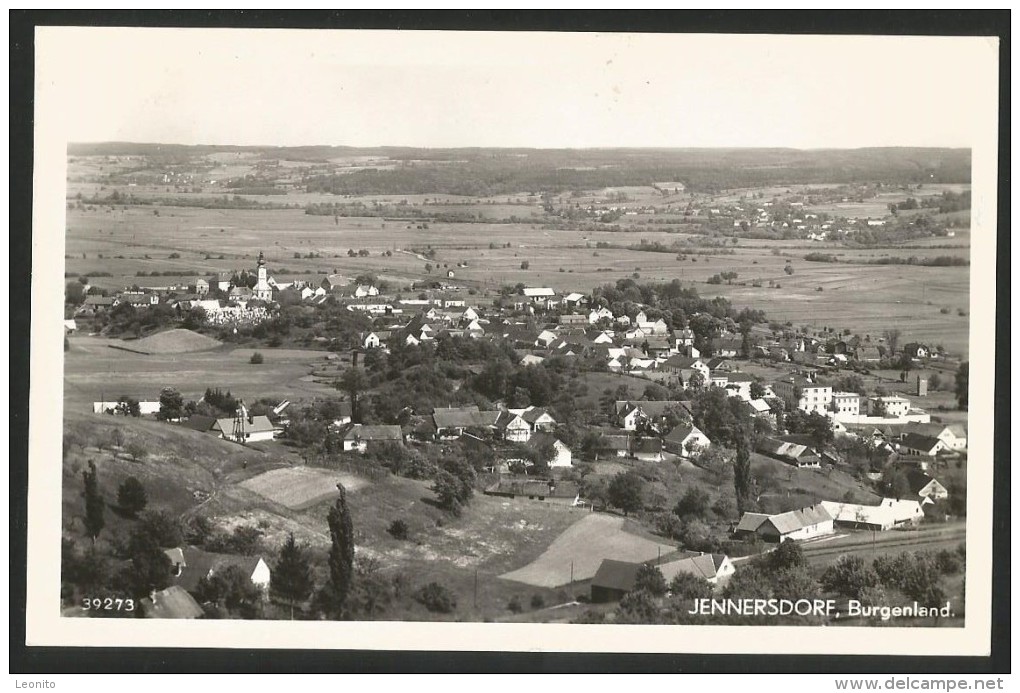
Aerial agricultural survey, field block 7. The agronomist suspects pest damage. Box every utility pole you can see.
[570,561,574,584]
[473,569,478,609]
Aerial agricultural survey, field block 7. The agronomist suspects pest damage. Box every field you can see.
[64,335,337,410]
[110,328,222,354]
[239,467,367,511]
[499,513,678,588]
[65,200,971,356]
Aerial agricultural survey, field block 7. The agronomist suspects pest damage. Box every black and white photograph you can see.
[17,17,1006,665]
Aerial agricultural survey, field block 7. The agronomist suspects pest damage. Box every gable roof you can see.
[591,559,642,592]
[214,414,276,436]
[905,469,944,496]
[181,414,218,433]
[173,547,264,593]
[141,585,205,619]
[900,433,944,453]
[766,504,832,534]
[658,552,728,582]
[520,407,554,425]
[632,438,662,454]
[342,424,403,442]
[527,430,565,450]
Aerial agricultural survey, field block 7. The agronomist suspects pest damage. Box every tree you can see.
[272,533,315,619]
[673,486,711,521]
[337,368,369,423]
[520,261,530,270]
[883,328,902,356]
[784,264,794,275]
[127,528,172,597]
[749,381,766,400]
[762,539,806,573]
[157,387,184,421]
[820,555,880,601]
[881,467,912,500]
[954,361,969,409]
[196,564,264,619]
[733,433,754,516]
[431,470,466,516]
[82,460,105,545]
[669,572,714,601]
[116,477,148,517]
[634,563,668,597]
[685,371,706,391]
[116,396,140,417]
[607,470,644,515]
[326,486,355,617]
[138,509,184,547]
[414,582,457,613]
[65,281,86,305]
[125,440,148,462]
[249,351,264,365]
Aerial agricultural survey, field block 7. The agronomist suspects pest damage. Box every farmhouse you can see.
[663,423,711,458]
[869,396,912,418]
[213,405,277,444]
[732,504,834,543]
[898,432,947,458]
[632,437,664,462]
[93,400,161,416]
[167,546,272,595]
[598,434,632,459]
[905,469,949,504]
[819,498,925,531]
[341,424,404,453]
[139,585,205,619]
[590,559,642,603]
[658,551,735,585]
[526,431,573,468]
[483,478,581,506]
[900,423,967,451]
[432,406,501,440]
[755,436,821,469]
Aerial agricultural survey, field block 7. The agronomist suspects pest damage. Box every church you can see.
[253,251,274,302]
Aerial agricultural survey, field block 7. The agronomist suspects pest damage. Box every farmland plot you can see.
[239,466,368,511]
[500,513,676,588]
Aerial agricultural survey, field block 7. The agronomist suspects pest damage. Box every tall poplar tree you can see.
[272,533,315,620]
[733,433,754,516]
[82,460,105,546]
[326,484,355,617]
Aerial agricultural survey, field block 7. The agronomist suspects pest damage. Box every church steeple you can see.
[257,250,266,267]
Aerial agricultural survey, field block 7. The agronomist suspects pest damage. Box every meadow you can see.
[65,195,971,356]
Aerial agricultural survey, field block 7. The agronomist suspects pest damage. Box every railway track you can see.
[801,526,965,562]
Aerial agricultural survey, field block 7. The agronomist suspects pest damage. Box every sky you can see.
[36,28,998,149]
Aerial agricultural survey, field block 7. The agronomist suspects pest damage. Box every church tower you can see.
[254,251,273,301]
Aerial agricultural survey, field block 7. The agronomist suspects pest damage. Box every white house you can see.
[342,424,404,453]
[659,552,735,586]
[733,504,834,543]
[527,431,572,468]
[353,284,380,298]
[213,407,277,443]
[773,375,833,414]
[663,423,711,458]
[819,498,925,531]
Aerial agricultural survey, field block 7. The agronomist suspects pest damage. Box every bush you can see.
[387,519,410,541]
[530,594,545,610]
[124,441,148,462]
[507,596,523,613]
[250,352,264,364]
[415,582,457,613]
[116,477,148,517]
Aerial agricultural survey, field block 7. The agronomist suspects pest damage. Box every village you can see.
[64,245,969,623]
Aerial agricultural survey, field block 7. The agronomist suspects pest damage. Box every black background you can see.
[9,9,1010,674]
